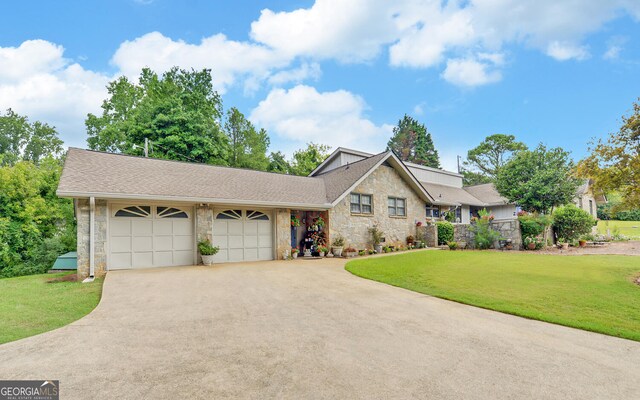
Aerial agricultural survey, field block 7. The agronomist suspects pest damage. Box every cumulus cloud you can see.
[249,85,393,153]
[546,41,590,61]
[441,55,503,87]
[267,62,322,86]
[111,32,291,93]
[0,40,110,147]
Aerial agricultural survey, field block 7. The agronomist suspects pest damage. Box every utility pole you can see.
[144,138,149,158]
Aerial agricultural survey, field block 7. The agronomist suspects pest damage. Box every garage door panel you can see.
[244,248,258,260]
[214,250,227,263]
[228,221,243,235]
[229,248,244,262]
[132,220,153,235]
[110,253,131,269]
[154,251,174,266]
[173,220,192,235]
[174,250,193,265]
[111,236,131,252]
[244,221,258,235]
[133,252,153,267]
[153,219,173,235]
[258,248,272,260]
[110,220,131,236]
[132,236,153,252]
[259,236,272,248]
[174,235,192,251]
[258,222,271,235]
[228,236,244,249]
[153,235,172,249]
[244,235,258,247]
[212,221,227,235]
[212,236,227,248]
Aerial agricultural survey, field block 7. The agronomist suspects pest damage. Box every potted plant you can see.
[358,250,366,256]
[368,225,384,254]
[557,237,569,250]
[291,215,300,227]
[291,248,299,259]
[198,240,219,266]
[345,246,358,257]
[318,246,328,257]
[447,241,458,250]
[331,235,345,257]
[524,236,536,250]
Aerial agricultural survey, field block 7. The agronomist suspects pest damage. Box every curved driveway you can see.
[1,257,639,399]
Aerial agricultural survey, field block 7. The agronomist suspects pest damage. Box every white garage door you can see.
[109,205,194,270]
[212,209,273,262]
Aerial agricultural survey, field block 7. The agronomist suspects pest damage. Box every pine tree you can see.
[387,114,440,168]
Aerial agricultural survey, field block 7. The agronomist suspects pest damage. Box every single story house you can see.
[58,148,437,279]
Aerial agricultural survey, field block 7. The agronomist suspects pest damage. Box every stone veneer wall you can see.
[76,198,108,279]
[416,225,438,247]
[195,205,213,265]
[275,209,291,259]
[330,165,426,250]
[452,219,521,249]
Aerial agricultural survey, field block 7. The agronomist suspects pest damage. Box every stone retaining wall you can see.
[450,219,522,250]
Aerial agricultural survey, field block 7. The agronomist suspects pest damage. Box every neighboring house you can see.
[574,179,607,219]
[57,148,434,279]
[312,148,517,224]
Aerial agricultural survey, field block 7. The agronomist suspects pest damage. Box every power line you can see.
[137,139,201,164]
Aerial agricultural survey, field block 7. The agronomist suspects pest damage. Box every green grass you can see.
[346,251,640,341]
[0,272,103,344]
[597,220,640,239]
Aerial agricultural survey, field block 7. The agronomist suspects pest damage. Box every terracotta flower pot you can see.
[527,242,536,250]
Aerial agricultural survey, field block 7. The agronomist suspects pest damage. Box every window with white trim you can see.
[350,193,373,214]
[114,206,151,218]
[157,206,189,218]
[388,197,406,217]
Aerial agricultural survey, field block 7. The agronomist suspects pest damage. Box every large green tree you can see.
[496,144,580,214]
[86,67,229,164]
[0,109,63,166]
[267,151,291,174]
[224,107,270,170]
[462,134,527,185]
[387,114,440,168]
[289,143,330,176]
[577,98,640,209]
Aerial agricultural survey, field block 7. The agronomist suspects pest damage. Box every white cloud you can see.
[267,62,322,86]
[0,40,110,147]
[441,56,503,87]
[249,85,393,154]
[251,0,402,63]
[546,41,590,61]
[111,32,291,93]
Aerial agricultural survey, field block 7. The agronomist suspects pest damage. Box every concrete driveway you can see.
[1,257,639,399]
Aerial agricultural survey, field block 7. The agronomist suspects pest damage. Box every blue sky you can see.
[1,0,639,171]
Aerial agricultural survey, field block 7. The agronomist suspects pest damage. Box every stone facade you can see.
[195,205,213,264]
[450,219,522,250]
[416,225,438,247]
[76,198,108,279]
[275,209,292,259]
[330,165,426,250]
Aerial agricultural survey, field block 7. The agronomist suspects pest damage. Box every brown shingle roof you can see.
[315,152,389,203]
[58,148,330,207]
[463,183,510,206]
[421,182,485,207]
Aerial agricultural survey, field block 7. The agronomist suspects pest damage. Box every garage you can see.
[212,209,273,262]
[109,204,194,269]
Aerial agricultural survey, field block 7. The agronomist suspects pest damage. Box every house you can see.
[57,148,435,279]
[574,179,607,219]
[312,148,517,224]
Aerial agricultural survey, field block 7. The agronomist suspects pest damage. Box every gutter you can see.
[83,196,95,283]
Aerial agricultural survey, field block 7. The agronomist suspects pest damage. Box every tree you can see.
[0,109,63,166]
[553,204,595,242]
[462,134,527,185]
[577,98,640,209]
[267,151,291,174]
[289,143,330,176]
[496,144,580,214]
[224,107,270,170]
[387,114,440,168]
[86,67,229,165]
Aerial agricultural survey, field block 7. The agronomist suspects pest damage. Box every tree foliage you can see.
[553,204,595,241]
[436,221,454,245]
[0,158,75,277]
[462,134,527,185]
[577,98,640,209]
[470,209,502,249]
[387,114,440,168]
[0,109,63,166]
[224,107,270,170]
[267,151,291,174]
[86,68,229,164]
[289,143,330,176]
[496,144,580,214]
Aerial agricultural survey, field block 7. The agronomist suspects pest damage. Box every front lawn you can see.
[346,251,640,341]
[597,220,640,239]
[0,272,103,344]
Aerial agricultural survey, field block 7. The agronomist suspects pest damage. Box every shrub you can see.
[518,213,552,238]
[368,225,384,246]
[470,209,502,249]
[331,235,345,247]
[436,221,454,245]
[447,241,458,250]
[198,240,219,256]
[553,204,595,242]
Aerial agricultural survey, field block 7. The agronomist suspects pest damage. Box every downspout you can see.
[83,197,96,283]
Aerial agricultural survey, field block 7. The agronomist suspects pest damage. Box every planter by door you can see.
[374,245,383,254]
[332,247,343,257]
[201,255,215,266]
